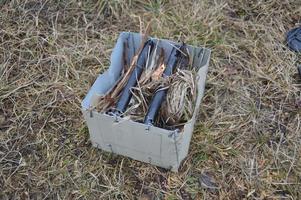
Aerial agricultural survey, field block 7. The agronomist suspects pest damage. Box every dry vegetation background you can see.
[1,0,301,199]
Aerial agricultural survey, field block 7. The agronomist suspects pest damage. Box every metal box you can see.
[82,32,210,171]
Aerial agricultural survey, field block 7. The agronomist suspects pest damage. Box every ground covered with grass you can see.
[1,0,301,199]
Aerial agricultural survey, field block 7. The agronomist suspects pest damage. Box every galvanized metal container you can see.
[82,32,211,172]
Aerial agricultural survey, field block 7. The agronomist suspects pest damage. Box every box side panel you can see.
[195,49,210,114]
[82,32,143,109]
[82,109,107,149]
[85,111,179,169]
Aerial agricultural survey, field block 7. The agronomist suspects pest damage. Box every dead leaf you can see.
[198,172,220,190]
[152,63,165,80]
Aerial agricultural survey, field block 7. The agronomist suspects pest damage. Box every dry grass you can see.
[1,0,301,199]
